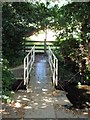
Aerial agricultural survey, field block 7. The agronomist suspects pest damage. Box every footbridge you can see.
[24,45,58,91]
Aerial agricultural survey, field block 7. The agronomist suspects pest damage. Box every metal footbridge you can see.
[24,45,58,91]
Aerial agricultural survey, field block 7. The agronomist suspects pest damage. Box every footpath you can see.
[2,54,89,119]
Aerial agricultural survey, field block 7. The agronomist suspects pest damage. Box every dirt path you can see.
[2,54,90,119]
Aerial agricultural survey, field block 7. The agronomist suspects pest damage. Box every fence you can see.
[24,40,55,53]
[24,45,35,89]
[48,46,58,86]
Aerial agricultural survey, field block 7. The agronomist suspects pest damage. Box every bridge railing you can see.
[24,40,55,53]
[24,45,35,89]
[48,46,58,86]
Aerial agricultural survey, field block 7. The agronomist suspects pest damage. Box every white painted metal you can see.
[24,45,35,89]
[48,46,58,86]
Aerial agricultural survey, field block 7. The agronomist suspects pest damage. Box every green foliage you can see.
[2,3,28,66]
[2,58,15,93]
[52,2,90,83]
[2,2,52,66]
[2,91,15,104]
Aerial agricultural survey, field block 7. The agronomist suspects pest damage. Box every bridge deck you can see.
[2,54,88,118]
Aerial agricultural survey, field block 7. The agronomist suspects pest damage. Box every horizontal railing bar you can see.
[25,48,45,50]
[27,45,42,47]
[26,50,44,52]
[25,47,59,50]
[25,44,53,46]
[25,40,55,43]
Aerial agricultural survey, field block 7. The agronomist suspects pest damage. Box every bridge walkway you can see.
[2,54,88,118]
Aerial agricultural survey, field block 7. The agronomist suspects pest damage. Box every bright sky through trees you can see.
[29,29,56,41]
[26,0,71,7]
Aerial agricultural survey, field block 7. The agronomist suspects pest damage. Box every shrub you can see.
[1,58,15,93]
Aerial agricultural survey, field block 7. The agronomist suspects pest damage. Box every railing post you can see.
[53,57,55,84]
[24,58,26,85]
[26,55,29,88]
[33,46,35,62]
[56,59,58,86]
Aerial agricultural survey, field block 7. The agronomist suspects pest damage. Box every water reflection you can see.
[35,58,47,82]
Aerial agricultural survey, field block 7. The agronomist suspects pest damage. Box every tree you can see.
[2,2,28,66]
[52,2,90,83]
[2,2,55,65]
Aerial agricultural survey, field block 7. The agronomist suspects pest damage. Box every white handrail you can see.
[24,45,35,89]
[48,46,58,86]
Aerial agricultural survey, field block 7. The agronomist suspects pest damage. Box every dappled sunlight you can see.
[2,87,90,118]
[2,111,10,115]
[14,102,22,108]
[36,94,39,97]
[22,97,30,101]
[42,103,47,106]
[34,102,38,105]
[37,81,41,84]
[54,98,58,102]
[83,112,88,115]
[24,106,32,109]
[42,91,48,95]
[16,99,21,102]
[42,88,48,92]
[0,109,6,114]
[41,105,47,109]
[2,55,90,118]
[64,99,70,103]
[17,95,22,99]
[23,95,27,97]
[42,97,53,103]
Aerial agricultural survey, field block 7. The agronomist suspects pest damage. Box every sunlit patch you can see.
[1,103,4,105]
[64,99,70,103]
[12,107,16,110]
[11,91,15,94]
[54,99,58,102]
[42,103,46,106]
[14,102,22,108]
[2,95,9,99]
[16,100,21,102]
[52,91,58,96]
[36,94,39,96]
[43,92,47,94]
[27,89,32,93]
[43,98,52,102]
[42,88,48,92]
[22,97,30,101]
[0,109,5,114]
[83,112,88,115]
[41,105,47,108]
[34,102,38,105]
[24,106,32,109]
[3,111,10,115]
[37,81,41,84]
[23,95,27,97]
[18,95,21,99]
